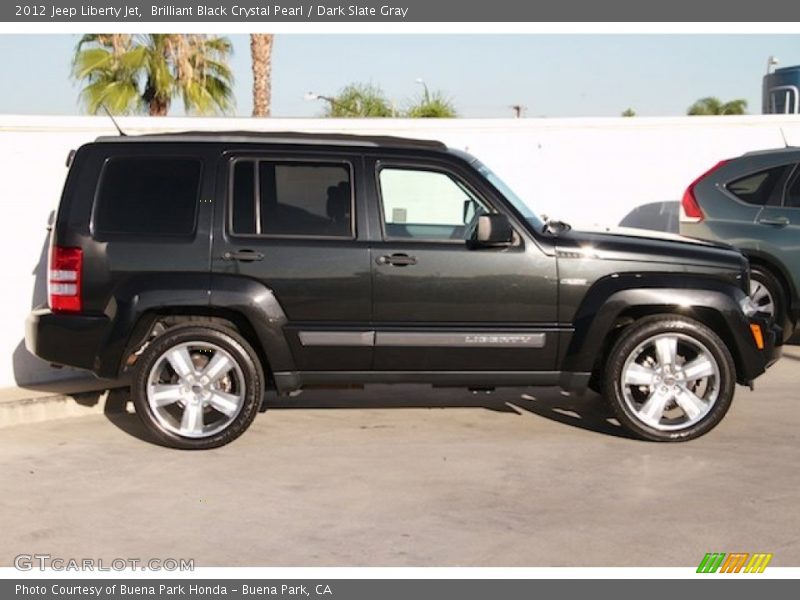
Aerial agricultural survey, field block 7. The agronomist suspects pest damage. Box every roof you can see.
[94,130,448,150]
[741,145,800,157]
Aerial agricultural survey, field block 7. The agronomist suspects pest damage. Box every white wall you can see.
[3,114,800,387]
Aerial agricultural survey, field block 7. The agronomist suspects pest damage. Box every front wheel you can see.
[132,324,264,449]
[604,315,735,442]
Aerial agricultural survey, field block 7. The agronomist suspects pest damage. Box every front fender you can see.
[561,274,755,380]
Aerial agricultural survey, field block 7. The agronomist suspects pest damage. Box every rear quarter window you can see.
[725,165,794,206]
[93,157,202,236]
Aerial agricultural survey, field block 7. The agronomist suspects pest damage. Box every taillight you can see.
[49,246,82,313]
[680,159,730,224]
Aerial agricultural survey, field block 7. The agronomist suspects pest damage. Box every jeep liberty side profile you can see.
[25,132,781,448]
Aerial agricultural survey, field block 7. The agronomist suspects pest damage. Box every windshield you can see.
[475,162,545,231]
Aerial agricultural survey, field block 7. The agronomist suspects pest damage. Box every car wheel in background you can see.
[749,265,792,341]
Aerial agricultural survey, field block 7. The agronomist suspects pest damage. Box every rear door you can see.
[211,149,373,371]
[754,165,800,297]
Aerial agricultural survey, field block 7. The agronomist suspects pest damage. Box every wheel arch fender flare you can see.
[97,272,212,377]
[562,279,750,377]
[207,274,295,374]
[98,273,295,378]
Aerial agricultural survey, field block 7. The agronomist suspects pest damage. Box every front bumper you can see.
[25,307,111,374]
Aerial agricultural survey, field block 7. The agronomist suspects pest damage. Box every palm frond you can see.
[72,32,235,116]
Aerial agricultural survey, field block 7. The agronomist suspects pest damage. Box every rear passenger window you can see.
[94,157,201,236]
[230,160,352,238]
[726,165,792,206]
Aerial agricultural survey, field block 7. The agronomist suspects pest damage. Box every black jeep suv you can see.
[26,132,781,448]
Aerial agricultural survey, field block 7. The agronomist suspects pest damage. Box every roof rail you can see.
[94,130,448,150]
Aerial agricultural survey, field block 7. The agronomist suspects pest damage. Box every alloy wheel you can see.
[146,341,246,438]
[749,279,776,318]
[619,332,720,431]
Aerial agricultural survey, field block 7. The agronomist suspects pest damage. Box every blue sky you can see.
[1,34,800,117]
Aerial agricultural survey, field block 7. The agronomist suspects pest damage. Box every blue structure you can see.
[763,65,800,113]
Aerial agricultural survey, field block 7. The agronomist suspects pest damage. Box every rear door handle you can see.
[758,216,790,227]
[377,253,417,267]
[222,250,264,262]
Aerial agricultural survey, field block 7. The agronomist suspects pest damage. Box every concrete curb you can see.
[0,379,129,429]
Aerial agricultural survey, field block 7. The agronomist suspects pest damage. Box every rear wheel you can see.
[604,315,735,442]
[132,324,263,449]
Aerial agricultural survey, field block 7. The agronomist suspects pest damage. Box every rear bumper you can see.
[25,307,111,374]
[736,316,782,385]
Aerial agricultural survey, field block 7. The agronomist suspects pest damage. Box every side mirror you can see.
[470,214,514,247]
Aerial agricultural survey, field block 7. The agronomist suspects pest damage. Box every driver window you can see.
[378,167,490,241]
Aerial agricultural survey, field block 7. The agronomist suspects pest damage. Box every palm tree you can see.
[73,34,234,116]
[71,34,143,115]
[405,91,457,118]
[250,34,275,117]
[322,83,394,118]
[687,97,748,116]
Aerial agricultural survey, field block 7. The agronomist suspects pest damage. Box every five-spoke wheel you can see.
[605,315,735,441]
[620,333,719,431]
[146,341,246,439]
[132,324,263,449]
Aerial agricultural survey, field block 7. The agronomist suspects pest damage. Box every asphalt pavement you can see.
[1,347,798,567]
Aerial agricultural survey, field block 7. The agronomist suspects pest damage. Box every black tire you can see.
[132,324,264,449]
[749,265,792,341]
[603,315,735,442]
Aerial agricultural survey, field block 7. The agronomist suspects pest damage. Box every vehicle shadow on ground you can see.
[267,386,632,439]
[102,385,633,446]
[102,388,168,447]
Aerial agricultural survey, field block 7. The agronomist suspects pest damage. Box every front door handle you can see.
[377,253,417,267]
[758,216,790,227]
[222,249,264,262]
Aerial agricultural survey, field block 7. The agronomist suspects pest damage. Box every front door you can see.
[211,151,372,371]
[368,158,559,372]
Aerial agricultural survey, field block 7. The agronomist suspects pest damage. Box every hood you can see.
[554,225,745,270]
[575,225,734,249]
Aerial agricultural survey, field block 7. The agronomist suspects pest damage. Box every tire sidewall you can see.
[750,265,792,340]
[132,325,264,449]
[605,316,735,442]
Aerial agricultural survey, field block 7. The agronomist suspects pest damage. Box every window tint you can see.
[784,167,800,208]
[231,161,352,237]
[726,165,792,206]
[378,168,490,241]
[94,157,201,236]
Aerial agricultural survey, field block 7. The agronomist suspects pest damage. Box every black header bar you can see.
[4,0,800,22]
